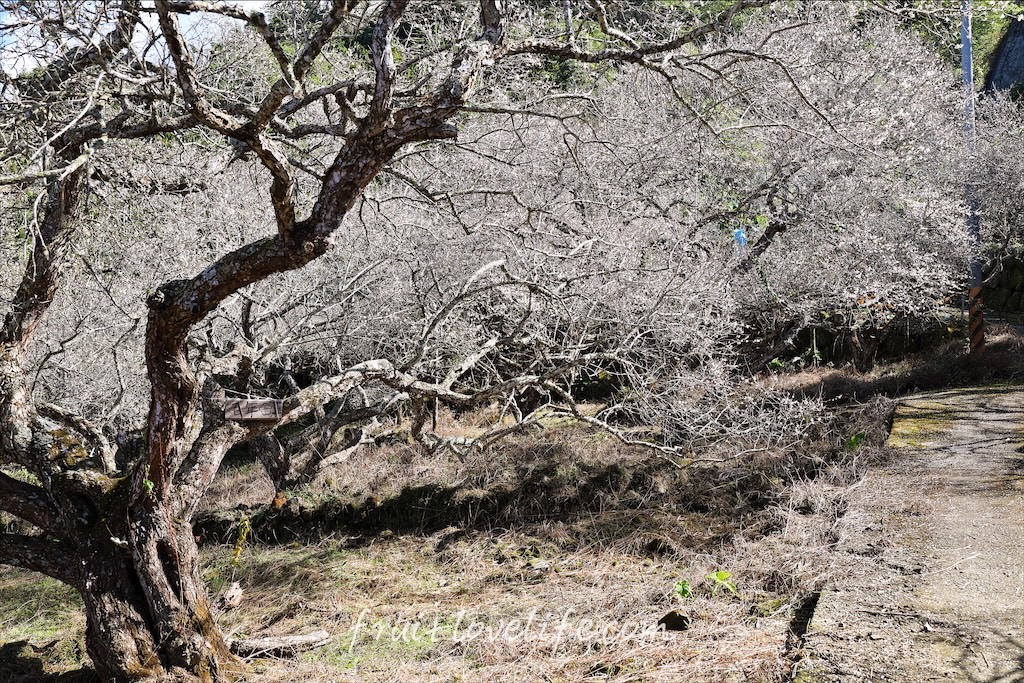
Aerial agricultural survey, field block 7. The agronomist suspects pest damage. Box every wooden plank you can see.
[224,399,283,421]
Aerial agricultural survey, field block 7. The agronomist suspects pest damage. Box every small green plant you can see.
[846,431,866,450]
[673,579,693,599]
[706,570,738,597]
[141,466,155,498]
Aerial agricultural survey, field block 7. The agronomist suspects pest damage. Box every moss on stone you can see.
[886,399,960,449]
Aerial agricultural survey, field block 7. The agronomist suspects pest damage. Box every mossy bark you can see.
[80,501,242,683]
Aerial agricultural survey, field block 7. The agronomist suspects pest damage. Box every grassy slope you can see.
[0,398,897,682]
[6,323,1021,681]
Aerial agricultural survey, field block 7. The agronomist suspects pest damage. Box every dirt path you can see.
[797,387,1024,682]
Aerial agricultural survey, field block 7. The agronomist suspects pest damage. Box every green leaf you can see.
[847,432,866,450]
[706,570,738,597]
[674,579,693,599]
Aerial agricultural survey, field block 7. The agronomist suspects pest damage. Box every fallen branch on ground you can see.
[228,630,332,658]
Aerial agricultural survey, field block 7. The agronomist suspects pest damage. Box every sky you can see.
[0,1,268,77]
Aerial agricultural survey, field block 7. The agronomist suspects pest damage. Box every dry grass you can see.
[766,324,1024,402]
[208,527,822,683]
[201,458,276,512]
[0,399,896,682]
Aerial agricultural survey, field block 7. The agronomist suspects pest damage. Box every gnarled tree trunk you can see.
[78,506,240,682]
[1,373,242,682]
[0,135,243,682]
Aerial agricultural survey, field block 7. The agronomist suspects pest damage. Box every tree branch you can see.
[154,2,245,135]
[152,1,293,77]
[585,0,639,49]
[307,0,505,232]
[0,149,90,186]
[0,533,81,587]
[154,3,297,242]
[18,0,141,101]
[504,0,770,64]
[229,630,331,659]
[1,146,91,354]
[0,472,63,535]
[293,1,355,80]
[367,0,410,130]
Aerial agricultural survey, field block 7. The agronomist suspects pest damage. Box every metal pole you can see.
[962,0,985,354]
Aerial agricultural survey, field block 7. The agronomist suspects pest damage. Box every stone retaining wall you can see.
[985,257,1024,312]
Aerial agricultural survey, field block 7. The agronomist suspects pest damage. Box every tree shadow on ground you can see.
[0,641,96,683]
[952,627,1024,683]
[780,333,1024,403]
[195,440,786,555]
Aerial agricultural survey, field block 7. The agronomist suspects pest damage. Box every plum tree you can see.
[0,1,984,680]
[0,1,794,679]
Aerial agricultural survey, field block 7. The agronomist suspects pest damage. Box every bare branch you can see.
[0,147,91,186]
[585,0,639,49]
[504,0,770,63]
[154,2,245,135]
[151,1,293,77]
[293,0,355,80]
[0,533,80,586]
[367,0,410,130]
[229,630,331,659]
[541,382,687,465]
[0,472,63,535]
[1,145,91,354]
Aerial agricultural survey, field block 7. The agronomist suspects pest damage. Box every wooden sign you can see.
[224,399,284,422]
